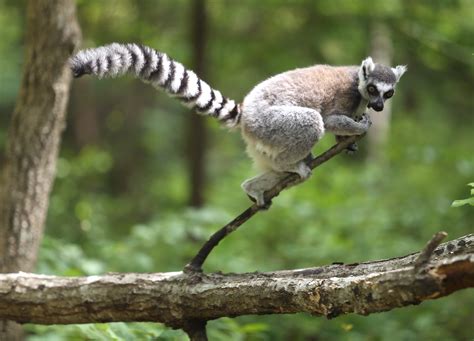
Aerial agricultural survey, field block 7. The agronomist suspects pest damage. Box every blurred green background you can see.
[1,0,473,340]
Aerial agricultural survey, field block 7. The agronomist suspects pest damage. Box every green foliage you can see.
[25,323,183,341]
[452,183,474,207]
[0,1,22,106]
[0,0,472,340]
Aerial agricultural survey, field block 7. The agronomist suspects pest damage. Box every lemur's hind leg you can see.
[241,105,324,206]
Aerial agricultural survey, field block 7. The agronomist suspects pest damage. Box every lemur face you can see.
[365,81,394,112]
[358,57,406,112]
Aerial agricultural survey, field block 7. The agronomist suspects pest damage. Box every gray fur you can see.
[373,64,397,83]
[70,44,406,207]
[240,57,405,206]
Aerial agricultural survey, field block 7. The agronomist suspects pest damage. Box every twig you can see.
[184,134,364,273]
[415,231,448,271]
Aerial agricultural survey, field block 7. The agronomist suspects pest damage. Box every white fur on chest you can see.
[354,98,369,117]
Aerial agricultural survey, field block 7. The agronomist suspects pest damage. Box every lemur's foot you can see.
[246,193,272,209]
[293,161,312,180]
[250,196,272,210]
[303,153,314,165]
[242,181,272,208]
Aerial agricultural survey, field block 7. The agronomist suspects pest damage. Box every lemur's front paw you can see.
[354,113,372,133]
[360,113,372,127]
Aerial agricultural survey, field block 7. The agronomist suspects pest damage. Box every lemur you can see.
[70,43,406,207]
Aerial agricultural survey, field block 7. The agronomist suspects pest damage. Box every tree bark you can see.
[0,0,81,339]
[186,0,208,207]
[0,234,471,331]
[71,81,100,148]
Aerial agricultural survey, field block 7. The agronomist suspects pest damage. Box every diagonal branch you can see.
[184,134,364,272]
[0,234,472,329]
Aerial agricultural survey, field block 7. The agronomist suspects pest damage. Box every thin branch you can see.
[184,134,364,272]
[415,231,448,271]
[0,234,472,328]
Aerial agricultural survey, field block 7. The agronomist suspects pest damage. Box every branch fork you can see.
[184,134,364,273]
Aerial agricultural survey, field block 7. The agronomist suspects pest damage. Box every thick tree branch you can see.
[185,135,364,272]
[0,234,472,330]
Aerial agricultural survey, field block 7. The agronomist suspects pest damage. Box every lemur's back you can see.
[242,65,360,117]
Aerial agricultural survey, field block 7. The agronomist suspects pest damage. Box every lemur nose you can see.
[368,101,384,112]
[373,103,384,112]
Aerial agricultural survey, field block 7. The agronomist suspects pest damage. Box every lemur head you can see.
[358,57,406,112]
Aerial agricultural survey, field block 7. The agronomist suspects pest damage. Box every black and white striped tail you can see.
[69,43,241,127]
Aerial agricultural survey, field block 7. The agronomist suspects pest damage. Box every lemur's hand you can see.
[357,113,372,132]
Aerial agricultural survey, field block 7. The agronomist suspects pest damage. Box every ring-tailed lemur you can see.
[70,43,406,207]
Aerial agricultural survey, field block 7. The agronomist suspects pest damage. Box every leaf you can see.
[452,198,474,207]
[239,322,269,334]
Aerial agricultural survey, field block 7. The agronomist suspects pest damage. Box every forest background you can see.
[0,0,472,339]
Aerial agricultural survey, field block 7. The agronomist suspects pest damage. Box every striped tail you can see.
[69,43,241,127]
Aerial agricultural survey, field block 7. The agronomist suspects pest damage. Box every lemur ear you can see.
[392,65,407,82]
[359,57,375,81]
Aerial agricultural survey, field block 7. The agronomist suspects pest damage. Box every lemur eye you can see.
[384,90,394,99]
[367,85,377,94]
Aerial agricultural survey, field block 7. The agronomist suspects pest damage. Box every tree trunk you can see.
[186,0,208,207]
[71,81,100,148]
[0,0,81,339]
[367,22,393,163]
